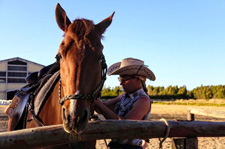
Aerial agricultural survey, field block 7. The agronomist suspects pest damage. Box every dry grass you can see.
[153,99,225,107]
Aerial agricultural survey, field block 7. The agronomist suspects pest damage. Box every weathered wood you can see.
[172,137,198,149]
[189,108,225,119]
[0,120,225,148]
[175,109,197,149]
[183,108,225,149]
[172,138,185,149]
[187,109,195,121]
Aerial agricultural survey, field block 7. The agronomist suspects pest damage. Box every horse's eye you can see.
[55,53,62,62]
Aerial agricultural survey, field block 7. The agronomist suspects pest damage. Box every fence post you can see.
[172,137,198,149]
[187,109,195,121]
[171,110,198,149]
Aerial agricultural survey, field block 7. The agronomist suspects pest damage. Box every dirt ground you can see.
[1,104,225,148]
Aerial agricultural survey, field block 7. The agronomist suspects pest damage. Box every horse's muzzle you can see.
[62,106,90,134]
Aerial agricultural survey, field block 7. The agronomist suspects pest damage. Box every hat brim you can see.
[107,62,156,81]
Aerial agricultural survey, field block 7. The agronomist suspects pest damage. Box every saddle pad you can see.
[34,70,60,116]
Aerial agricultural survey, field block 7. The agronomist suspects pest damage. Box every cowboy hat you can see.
[107,58,156,81]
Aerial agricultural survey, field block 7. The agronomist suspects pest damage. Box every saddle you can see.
[25,62,60,84]
[5,62,60,130]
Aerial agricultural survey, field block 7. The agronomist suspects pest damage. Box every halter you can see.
[58,54,107,105]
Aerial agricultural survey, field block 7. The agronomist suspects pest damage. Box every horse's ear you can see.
[95,12,115,35]
[55,3,71,32]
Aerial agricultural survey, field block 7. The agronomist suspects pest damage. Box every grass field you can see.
[153,98,225,107]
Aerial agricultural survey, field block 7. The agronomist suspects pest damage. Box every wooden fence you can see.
[0,99,11,105]
[0,120,225,148]
[187,108,225,121]
[171,108,225,149]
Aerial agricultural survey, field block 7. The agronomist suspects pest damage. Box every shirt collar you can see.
[128,88,144,100]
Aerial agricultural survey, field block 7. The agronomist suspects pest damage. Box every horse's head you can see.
[55,3,114,134]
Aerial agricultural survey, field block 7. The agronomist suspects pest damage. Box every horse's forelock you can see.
[71,19,94,40]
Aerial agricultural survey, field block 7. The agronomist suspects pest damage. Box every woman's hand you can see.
[91,98,103,114]
[94,98,102,106]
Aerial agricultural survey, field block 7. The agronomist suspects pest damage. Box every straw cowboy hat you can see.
[107,58,156,81]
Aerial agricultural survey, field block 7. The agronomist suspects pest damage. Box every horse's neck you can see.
[38,81,63,125]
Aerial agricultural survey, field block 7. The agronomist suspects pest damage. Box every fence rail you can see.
[187,108,225,121]
[0,99,11,105]
[172,108,225,149]
[0,120,225,148]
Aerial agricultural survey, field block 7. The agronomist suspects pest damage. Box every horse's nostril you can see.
[80,109,89,123]
[73,109,89,125]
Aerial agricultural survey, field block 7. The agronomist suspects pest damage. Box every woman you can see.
[94,57,156,149]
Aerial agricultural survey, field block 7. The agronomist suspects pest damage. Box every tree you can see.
[101,86,112,96]
[147,85,154,95]
[112,86,123,96]
[177,86,187,95]
[165,86,178,95]
[102,85,225,99]
[202,86,213,99]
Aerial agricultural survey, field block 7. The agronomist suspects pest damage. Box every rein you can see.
[58,54,107,105]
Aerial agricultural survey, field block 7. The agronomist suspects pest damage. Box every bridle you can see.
[57,54,107,105]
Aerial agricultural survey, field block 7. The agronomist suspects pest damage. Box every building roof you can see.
[0,57,45,67]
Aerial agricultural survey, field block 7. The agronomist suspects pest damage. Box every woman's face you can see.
[119,75,140,94]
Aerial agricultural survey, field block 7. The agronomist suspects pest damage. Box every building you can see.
[0,57,45,100]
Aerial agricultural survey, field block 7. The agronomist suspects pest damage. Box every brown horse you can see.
[7,3,114,148]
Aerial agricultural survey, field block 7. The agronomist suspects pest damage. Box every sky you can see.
[0,0,224,91]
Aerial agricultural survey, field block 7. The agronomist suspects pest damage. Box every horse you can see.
[6,3,114,148]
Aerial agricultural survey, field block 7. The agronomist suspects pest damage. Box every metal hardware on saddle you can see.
[58,54,107,105]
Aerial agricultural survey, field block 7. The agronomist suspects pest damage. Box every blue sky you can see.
[0,0,224,90]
